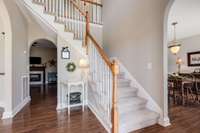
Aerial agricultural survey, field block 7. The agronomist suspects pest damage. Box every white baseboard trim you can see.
[2,96,31,119]
[88,102,111,133]
[56,103,68,111]
[56,103,63,111]
[158,116,171,127]
[2,111,12,119]
[12,97,31,117]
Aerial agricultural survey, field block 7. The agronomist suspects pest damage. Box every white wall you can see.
[28,18,57,83]
[3,0,29,117]
[168,35,200,73]
[28,21,57,47]
[0,16,5,73]
[103,0,169,110]
[0,10,5,108]
[30,47,57,83]
[0,0,12,117]
[57,36,85,109]
[168,0,200,40]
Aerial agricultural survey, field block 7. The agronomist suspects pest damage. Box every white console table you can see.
[61,80,86,115]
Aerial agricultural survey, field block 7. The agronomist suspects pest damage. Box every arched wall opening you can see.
[164,0,200,125]
[29,39,57,103]
[0,0,13,118]
[164,0,176,125]
[163,0,175,126]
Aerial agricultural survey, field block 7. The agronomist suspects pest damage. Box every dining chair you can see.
[168,74,183,105]
[194,75,200,102]
[180,74,195,105]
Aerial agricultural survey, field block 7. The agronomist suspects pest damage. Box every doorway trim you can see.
[163,0,175,126]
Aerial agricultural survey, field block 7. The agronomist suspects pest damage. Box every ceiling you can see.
[168,0,200,40]
[31,39,56,49]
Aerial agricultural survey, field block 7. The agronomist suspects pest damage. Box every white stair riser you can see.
[119,104,146,115]
[120,118,158,133]
[119,91,137,99]
[118,73,125,79]
[118,81,131,88]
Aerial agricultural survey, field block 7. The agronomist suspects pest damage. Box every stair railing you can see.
[33,0,102,24]
[32,0,118,132]
[76,0,103,24]
[68,1,119,133]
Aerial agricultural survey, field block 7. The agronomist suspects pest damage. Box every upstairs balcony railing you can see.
[33,0,102,25]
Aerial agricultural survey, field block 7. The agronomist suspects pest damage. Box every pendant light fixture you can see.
[168,22,181,55]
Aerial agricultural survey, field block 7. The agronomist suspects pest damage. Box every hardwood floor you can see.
[1,84,200,133]
[0,84,106,133]
[134,105,200,133]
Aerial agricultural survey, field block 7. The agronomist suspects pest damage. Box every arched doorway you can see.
[29,39,57,105]
[164,0,200,124]
[163,0,175,126]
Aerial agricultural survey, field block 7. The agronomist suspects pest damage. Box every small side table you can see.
[67,80,85,115]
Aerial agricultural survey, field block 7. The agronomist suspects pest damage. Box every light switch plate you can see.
[147,62,152,70]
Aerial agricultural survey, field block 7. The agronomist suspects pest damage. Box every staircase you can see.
[20,0,160,132]
[118,72,159,132]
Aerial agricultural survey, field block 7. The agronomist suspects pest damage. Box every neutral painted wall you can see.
[168,35,200,73]
[0,12,5,107]
[30,47,57,83]
[28,18,57,83]
[0,16,4,73]
[168,0,200,40]
[28,21,57,47]
[57,36,85,109]
[103,0,169,110]
[0,0,12,117]
[3,0,29,113]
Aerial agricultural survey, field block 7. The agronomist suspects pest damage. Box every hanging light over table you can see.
[168,22,181,55]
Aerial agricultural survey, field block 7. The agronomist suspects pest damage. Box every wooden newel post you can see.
[84,11,90,54]
[85,11,90,47]
[111,60,119,133]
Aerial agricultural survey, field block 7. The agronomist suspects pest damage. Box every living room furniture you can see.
[30,65,46,85]
[61,80,86,115]
[48,72,57,83]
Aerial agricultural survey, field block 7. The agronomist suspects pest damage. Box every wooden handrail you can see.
[70,0,87,17]
[87,33,113,70]
[86,15,119,133]
[80,0,103,7]
[70,1,119,132]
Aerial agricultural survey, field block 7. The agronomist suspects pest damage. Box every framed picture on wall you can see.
[61,47,70,59]
[187,51,200,66]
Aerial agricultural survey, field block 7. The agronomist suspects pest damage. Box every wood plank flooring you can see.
[0,84,106,133]
[134,105,200,133]
[0,84,200,133]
